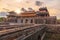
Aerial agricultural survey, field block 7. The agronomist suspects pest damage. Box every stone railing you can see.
[0,25,46,40]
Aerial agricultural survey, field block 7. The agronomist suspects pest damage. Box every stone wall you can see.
[16,16,57,24]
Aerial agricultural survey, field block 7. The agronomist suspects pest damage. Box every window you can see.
[21,19,23,23]
[30,19,33,23]
[25,19,28,23]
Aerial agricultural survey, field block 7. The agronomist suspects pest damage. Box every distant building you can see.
[0,12,9,18]
[7,7,57,24]
[0,12,9,22]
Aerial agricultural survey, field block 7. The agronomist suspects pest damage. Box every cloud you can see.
[0,0,60,18]
[35,1,43,6]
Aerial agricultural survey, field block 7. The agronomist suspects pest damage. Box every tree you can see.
[0,17,3,22]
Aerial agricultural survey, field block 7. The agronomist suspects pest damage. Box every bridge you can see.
[0,24,47,40]
[0,24,60,40]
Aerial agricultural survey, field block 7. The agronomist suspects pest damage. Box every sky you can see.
[0,0,60,19]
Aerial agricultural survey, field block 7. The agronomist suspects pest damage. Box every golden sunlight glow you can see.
[15,9,21,14]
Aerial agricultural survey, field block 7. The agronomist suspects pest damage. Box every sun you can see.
[15,9,21,14]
